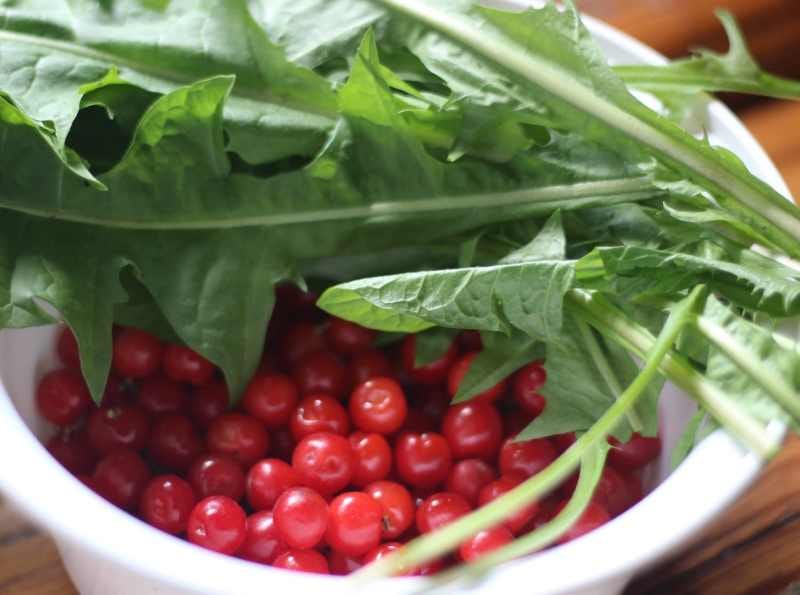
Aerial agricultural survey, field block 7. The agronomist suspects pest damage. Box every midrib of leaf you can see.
[615,67,800,98]
[0,29,338,119]
[0,176,658,230]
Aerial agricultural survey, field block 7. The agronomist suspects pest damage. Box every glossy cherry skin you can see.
[395,432,452,489]
[348,349,392,385]
[187,454,246,501]
[441,402,503,461]
[273,549,329,574]
[87,405,151,455]
[446,459,496,506]
[207,413,270,467]
[242,374,299,429]
[138,376,188,416]
[148,414,204,472]
[292,351,350,398]
[93,449,151,510]
[325,317,376,355]
[400,333,460,385]
[362,542,445,576]
[36,369,92,427]
[56,326,81,369]
[112,328,164,379]
[557,501,610,543]
[499,437,558,478]
[447,352,508,404]
[478,476,540,535]
[459,526,514,561]
[273,487,329,549]
[279,322,327,368]
[364,480,414,540]
[349,432,392,488]
[328,550,363,576]
[416,492,471,534]
[289,395,349,440]
[512,361,547,418]
[238,511,288,564]
[163,344,216,386]
[46,429,97,475]
[246,459,298,511]
[349,377,408,435]
[326,492,383,557]
[139,475,196,535]
[552,432,577,453]
[292,432,354,497]
[608,433,662,472]
[187,496,247,555]
[587,467,643,517]
[189,381,229,429]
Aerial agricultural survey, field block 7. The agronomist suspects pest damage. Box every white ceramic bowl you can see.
[0,13,792,595]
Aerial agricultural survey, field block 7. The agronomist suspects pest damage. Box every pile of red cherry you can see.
[36,283,660,575]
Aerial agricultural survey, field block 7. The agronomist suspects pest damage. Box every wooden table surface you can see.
[3,3,800,595]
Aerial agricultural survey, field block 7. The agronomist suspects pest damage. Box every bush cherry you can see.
[242,374,299,429]
[447,352,508,404]
[290,395,349,440]
[395,432,452,488]
[446,459,496,506]
[36,369,92,427]
[246,459,298,511]
[416,492,471,533]
[349,432,392,488]
[364,481,414,540]
[140,475,196,535]
[207,413,270,467]
[512,362,547,418]
[442,402,503,461]
[163,344,216,386]
[349,377,408,435]
[273,549,329,574]
[325,317,376,355]
[400,335,459,385]
[273,487,328,549]
[326,491,383,557]
[112,329,164,379]
[187,496,247,555]
[238,511,288,564]
[188,454,246,501]
[292,432,354,496]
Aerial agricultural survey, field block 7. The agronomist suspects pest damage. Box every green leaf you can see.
[671,409,715,470]
[500,210,565,264]
[413,327,458,367]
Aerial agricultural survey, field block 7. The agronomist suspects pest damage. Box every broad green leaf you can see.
[500,210,565,264]
[413,327,459,367]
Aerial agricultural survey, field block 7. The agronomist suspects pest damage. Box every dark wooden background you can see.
[2,1,800,593]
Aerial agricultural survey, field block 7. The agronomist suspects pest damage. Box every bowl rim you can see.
[0,11,792,595]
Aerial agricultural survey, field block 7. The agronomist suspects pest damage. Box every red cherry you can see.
[395,432,452,488]
[207,413,270,467]
[280,322,326,368]
[400,334,458,385]
[326,492,383,557]
[349,432,392,488]
[457,330,483,352]
[112,329,164,379]
[87,405,151,455]
[499,437,557,478]
[187,496,247,555]
[349,377,408,435]
[328,550,363,575]
[416,492,471,533]
[46,429,97,475]
[238,511,288,565]
[93,449,151,510]
[361,543,445,576]
[292,351,350,398]
[190,381,229,429]
[56,325,81,369]
[289,394,349,440]
[292,432,354,497]
[187,454,245,501]
[608,433,661,472]
[325,317,376,355]
[348,349,392,385]
[590,467,644,517]
[148,414,204,472]
[553,432,577,453]
[442,402,502,461]
[512,362,547,418]
[139,475,196,535]
[459,526,513,561]
[364,480,414,540]
[163,344,215,386]
[478,476,539,535]
[138,376,188,416]
[557,501,610,543]
[36,369,92,427]
[242,374,299,429]
[447,352,508,404]
[273,487,328,549]
[446,459,496,506]
[273,549,329,574]
[100,372,131,408]
[246,459,298,511]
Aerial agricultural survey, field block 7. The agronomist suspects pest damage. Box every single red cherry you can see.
[246,459,298,511]
[187,496,247,555]
[364,480,414,540]
[447,352,508,404]
[242,374,299,429]
[56,325,81,369]
[87,405,151,455]
[442,402,503,461]
[328,550,363,575]
[557,501,610,543]
[112,328,164,379]
[187,454,245,501]
[400,334,459,385]
[280,322,327,368]
[348,349,392,385]
[138,376,188,416]
[446,459,496,506]
[292,351,350,398]
[349,432,392,488]
[608,433,661,472]
[416,492,471,533]
[289,394,349,440]
[36,369,92,427]
[93,449,151,510]
[292,432,354,497]
[478,476,539,535]
[46,429,97,475]
[499,437,557,478]
[273,549,329,574]
[273,487,328,549]
[163,344,216,386]
[326,317,376,355]
[148,413,204,472]
[238,511,288,564]
[207,413,269,467]
[190,381,229,429]
[395,432,452,489]
[139,475,196,535]
[459,526,513,561]
[512,361,547,418]
[349,377,408,435]
[326,492,383,557]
